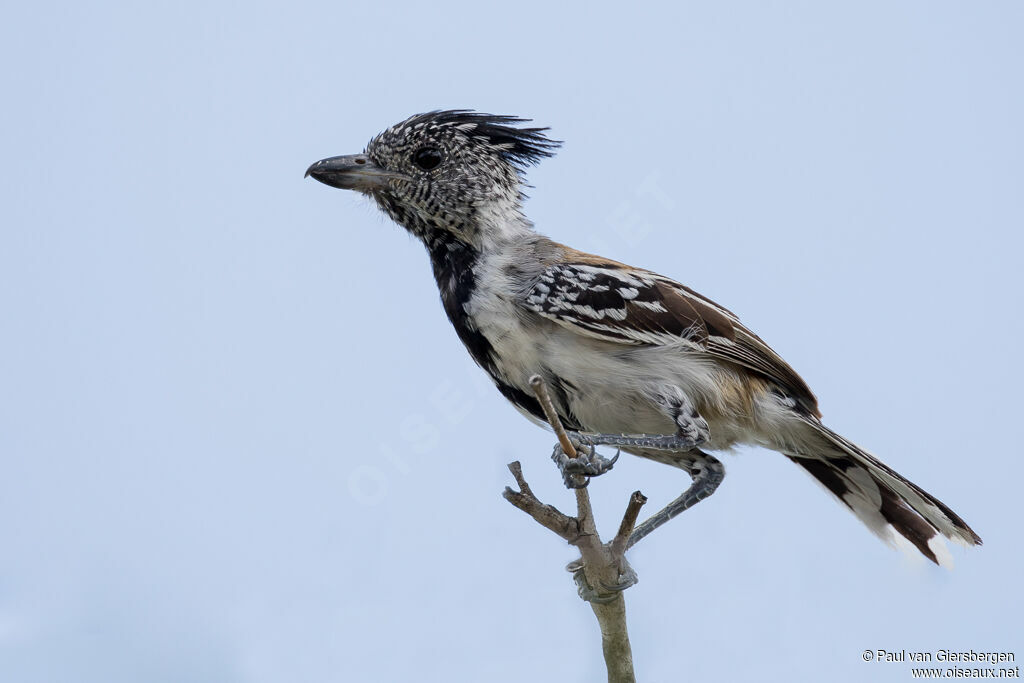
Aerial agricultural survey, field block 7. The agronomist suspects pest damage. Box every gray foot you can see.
[551,434,620,488]
[567,557,638,603]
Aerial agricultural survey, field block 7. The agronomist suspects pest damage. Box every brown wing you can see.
[522,257,820,417]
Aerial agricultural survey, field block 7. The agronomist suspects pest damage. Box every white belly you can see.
[467,283,754,451]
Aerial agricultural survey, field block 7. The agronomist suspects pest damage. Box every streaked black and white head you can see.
[306,110,559,248]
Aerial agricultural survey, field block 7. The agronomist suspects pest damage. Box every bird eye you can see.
[412,147,443,171]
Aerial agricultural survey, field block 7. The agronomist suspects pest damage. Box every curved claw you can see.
[551,441,619,488]
[551,444,589,488]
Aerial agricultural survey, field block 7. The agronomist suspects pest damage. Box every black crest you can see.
[403,110,561,169]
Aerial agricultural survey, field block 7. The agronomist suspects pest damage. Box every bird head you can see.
[306,110,560,248]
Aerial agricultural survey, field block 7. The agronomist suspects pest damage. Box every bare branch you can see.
[610,491,648,560]
[506,460,535,499]
[591,596,635,683]
[500,376,641,682]
[504,461,638,683]
[529,374,577,458]
[502,462,579,542]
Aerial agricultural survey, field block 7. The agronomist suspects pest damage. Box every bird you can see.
[306,109,981,567]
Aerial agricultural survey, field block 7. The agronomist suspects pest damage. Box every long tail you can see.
[785,421,982,566]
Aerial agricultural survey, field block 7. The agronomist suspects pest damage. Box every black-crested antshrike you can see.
[306,110,981,565]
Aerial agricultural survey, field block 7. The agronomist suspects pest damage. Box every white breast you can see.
[464,250,760,452]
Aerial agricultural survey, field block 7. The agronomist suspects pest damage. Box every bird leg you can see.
[550,388,711,488]
[621,389,725,546]
[626,450,724,549]
[549,385,724,546]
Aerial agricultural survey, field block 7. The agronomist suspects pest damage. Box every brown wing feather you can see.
[707,328,820,417]
[524,245,820,416]
[658,282,736,342]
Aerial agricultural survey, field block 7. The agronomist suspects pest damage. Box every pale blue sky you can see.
[2,2,1022,681]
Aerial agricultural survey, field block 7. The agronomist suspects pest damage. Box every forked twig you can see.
[501,375,646,683]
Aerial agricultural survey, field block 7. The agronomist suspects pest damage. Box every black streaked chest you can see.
[427,240,553,424]
[428,240,496,374]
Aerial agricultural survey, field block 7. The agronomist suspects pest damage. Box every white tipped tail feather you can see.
[786,420,981,566]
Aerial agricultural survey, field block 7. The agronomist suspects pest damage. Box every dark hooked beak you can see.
[304,154,398,192]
